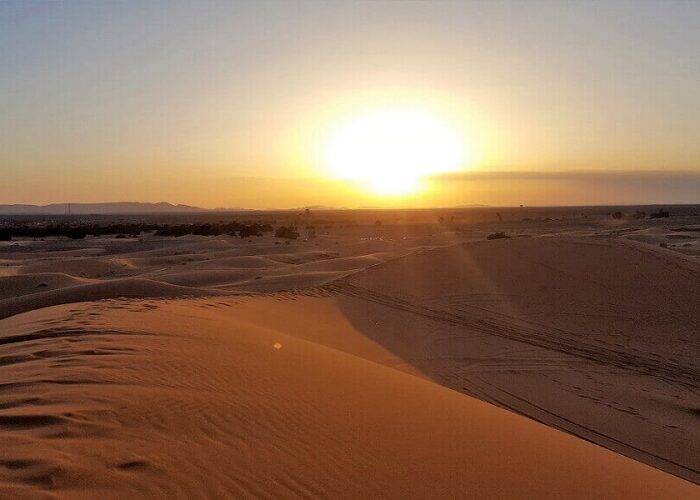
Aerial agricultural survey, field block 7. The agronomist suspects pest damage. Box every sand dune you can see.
[0,274,91,300]
[147,269,263,288]
[294,253,389,272]
[18,258,139,279]
[324,237,700,482]
[623,226,700,256]
[215,270,351,292]
[1,234,402,301]
[0,299,695,499]
[1,224,699,496]
[0,279,215,321]
[186,255,289,269]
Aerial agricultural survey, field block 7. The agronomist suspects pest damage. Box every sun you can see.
[323,107,465,195]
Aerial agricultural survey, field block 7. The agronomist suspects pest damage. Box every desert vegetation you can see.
[154,222,273,238]
[487,231,510,240]
[274,225,300,239]
[0,221,274,240]
[650,208,670,218]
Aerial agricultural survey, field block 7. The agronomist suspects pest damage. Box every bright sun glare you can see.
[324,107,465,195]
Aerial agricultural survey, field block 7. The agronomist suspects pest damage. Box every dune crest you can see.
[0,299,696,498]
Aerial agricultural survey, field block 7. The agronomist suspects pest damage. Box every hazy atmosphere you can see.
[2,0,700,207]
[1,2,700,498]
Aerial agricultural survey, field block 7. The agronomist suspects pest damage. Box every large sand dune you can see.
[1,224,699,496]
[324,237,700,482]
[0,299,696,498]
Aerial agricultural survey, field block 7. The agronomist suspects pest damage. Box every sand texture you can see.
[1,219,699,497]
[0,297,697,499]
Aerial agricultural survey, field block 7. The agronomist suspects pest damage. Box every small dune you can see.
[18,258,139,279]
[187,255,288,269]
[295,253,388,272]
[219,270,349,292]
[147,269,261,288]
[0,273,90,300]
[0,278,215,320]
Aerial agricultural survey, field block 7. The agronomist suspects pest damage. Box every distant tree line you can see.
[153,222,273,238]
[0,221,274,240]
[610,209,670,220]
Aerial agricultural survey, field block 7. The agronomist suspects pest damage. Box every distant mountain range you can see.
[0,202,210,215]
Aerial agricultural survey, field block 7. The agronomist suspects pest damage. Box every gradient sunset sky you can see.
[2,0,699,208]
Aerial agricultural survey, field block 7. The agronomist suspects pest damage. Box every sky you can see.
[1,0,699,208]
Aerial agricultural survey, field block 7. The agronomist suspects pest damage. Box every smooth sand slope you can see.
[0,299,696,499]
[323,237,700,482]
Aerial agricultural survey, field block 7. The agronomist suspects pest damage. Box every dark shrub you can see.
[650,209,670,218]
[275,226,299,239]
[611,211,623,219]
[0,228,10,241]
[487,231,510,240]
[238,226,260,238]
[65,228,87,239]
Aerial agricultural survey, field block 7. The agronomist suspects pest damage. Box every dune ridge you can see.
[0,279,216,321]
[0,299,696,498]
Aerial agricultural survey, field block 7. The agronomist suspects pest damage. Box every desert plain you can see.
[1,206,699,498]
